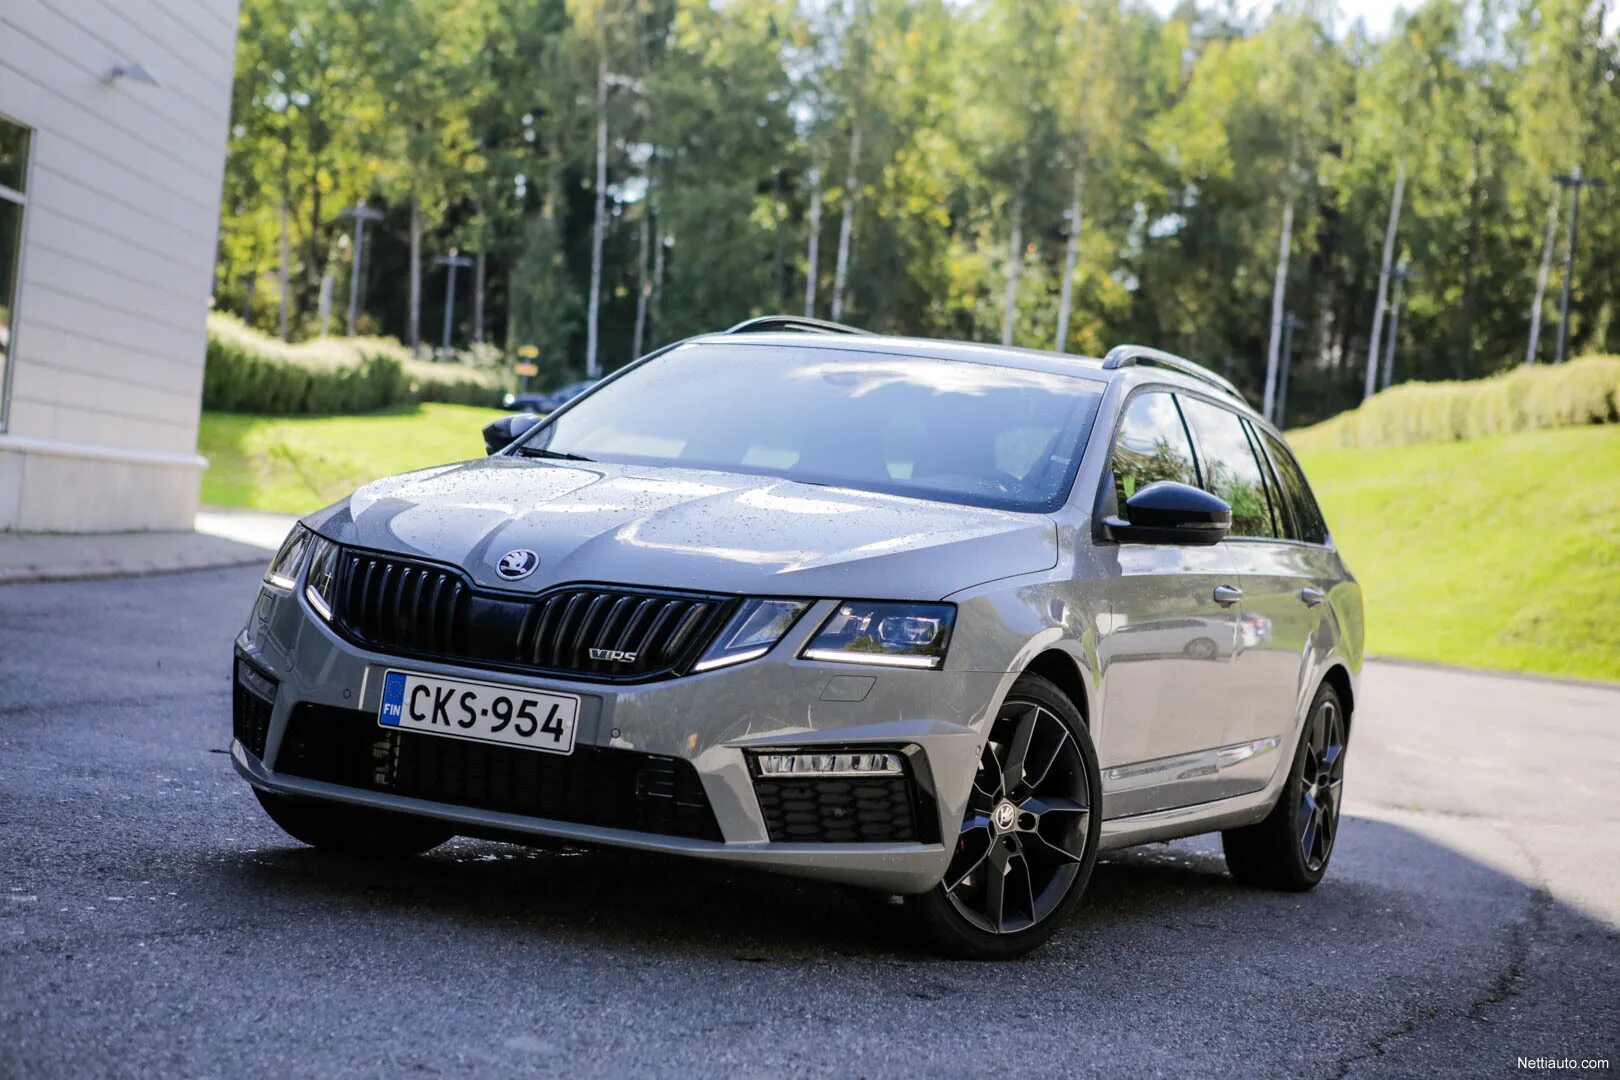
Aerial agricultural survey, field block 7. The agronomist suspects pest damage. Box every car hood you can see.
[304,458,1056,599]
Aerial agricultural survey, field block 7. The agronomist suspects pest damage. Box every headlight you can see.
[801,601,955,669]
[692,598,811,672]
[303,537,340,622]
[264,525,313,590]
[502,392,516,407]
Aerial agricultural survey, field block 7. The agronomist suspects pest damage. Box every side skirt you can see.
[1099,785,1281,850]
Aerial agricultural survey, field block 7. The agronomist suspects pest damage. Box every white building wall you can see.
[0,0,238,531]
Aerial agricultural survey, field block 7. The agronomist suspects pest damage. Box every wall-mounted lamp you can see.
[103,61,161,88]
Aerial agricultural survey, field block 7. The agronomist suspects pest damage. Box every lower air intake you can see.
[753,774,926,843]
[274,704,721,842]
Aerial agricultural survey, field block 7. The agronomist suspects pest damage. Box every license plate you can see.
[378,669,579,756]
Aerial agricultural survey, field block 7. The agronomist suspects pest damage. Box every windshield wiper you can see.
[516,447,595,462]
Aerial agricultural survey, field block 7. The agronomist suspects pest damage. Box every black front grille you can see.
[276,704,722,841]
[331,548,731,682]
[754,774,924,843]
[232,657,276,759]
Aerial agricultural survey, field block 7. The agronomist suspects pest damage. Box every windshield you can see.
[517,342,1106,512]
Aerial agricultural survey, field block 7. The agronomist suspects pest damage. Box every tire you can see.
[1222,681,1348,891]
[253,788,455,857]
[866,673,1103,960]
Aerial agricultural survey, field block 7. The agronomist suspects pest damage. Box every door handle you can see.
[1213,585,1243,607]
[1299,586,1326,607]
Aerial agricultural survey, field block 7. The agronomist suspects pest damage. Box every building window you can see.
[0,116,30,433]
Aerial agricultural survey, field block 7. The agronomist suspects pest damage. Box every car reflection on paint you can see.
[1110,616,1234,662]
[1239,612,1273,652]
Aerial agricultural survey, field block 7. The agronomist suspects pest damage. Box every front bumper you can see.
[232,583,1012,894]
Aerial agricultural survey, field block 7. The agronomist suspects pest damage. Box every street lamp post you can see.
[1552,167,1605,365]
[341,203,384,337]
[434,251,474,359]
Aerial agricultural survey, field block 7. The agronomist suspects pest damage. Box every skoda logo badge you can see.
[496,548,540,581]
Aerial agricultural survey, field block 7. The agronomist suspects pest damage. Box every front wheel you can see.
[889,673,1103,960]
[1221,681,1348,890]
[253,788,455,857]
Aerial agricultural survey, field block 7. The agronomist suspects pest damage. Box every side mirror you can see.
[1104,481,1231,546]
[483,413,542,455]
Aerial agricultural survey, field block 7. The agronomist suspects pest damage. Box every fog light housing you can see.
[753,751,904,778]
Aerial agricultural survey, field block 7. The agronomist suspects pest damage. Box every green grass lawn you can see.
[199,406,1620,682]
[1298,424,1620,683]
[199,404,502,513]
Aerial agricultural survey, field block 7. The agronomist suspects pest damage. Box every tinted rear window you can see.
[1259,430,1328,544]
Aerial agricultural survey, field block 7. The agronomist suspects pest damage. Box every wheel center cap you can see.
[992,801,1019,833]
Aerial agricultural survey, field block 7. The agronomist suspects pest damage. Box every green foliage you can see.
[405,358,509,406]
[203,314,507,414]
[1290,355,1620,450]
[217,0,1620,424]
[199,404,501,512]
[1300,425,1620,682]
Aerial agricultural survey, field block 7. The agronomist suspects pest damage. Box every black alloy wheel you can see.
[1222,681,1349,891]
[1297,691,1346,872]
[881,673,1102,960]
[944,699,1092,934]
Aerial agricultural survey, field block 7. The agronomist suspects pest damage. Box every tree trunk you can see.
[585,49,608,377]
[803,162,823,317]
[408,194,422,349]
[651,203,666,342]
[1382,261,1406,389]
[1526,187,1561,364]
[632,209,650,358]
[1262,197,1294,423]
[831,128,861,323]
[1001,188,1024,347]
[473,250,486,345]
[278,197,291,342]
[1054,160,1084,352]
[774,172,788,309]
[306,147,323,317]
[1363,162,1405,400]
[1456,134,1484,377]
[317,267,334,337]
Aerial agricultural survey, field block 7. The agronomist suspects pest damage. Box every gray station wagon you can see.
[233,316,1362,959]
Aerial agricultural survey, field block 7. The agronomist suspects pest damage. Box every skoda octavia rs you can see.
[233,316,1362,959]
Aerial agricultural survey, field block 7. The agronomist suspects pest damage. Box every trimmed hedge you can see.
[1290,355,1620,451]
[405,358,508,406]
[203,313,508,414]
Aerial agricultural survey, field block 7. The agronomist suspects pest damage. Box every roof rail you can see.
[724,315,873,337]
[1102,344,1245,403]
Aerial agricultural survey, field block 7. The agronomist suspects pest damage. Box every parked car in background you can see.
[234,316,1362,959]
[502,379,597,415]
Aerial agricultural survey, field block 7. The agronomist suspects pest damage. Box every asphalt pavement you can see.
[2,566,1616,1078]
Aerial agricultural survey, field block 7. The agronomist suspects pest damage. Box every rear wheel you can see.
[873,673,1102,960]
[1222,682,1347,890]
[254,788,454,857]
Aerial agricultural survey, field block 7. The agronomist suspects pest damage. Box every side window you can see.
[1109,391,1199,513]
[1242,417,1292,536]
[1259,430,1328,544]
[1177,396,1278,538]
